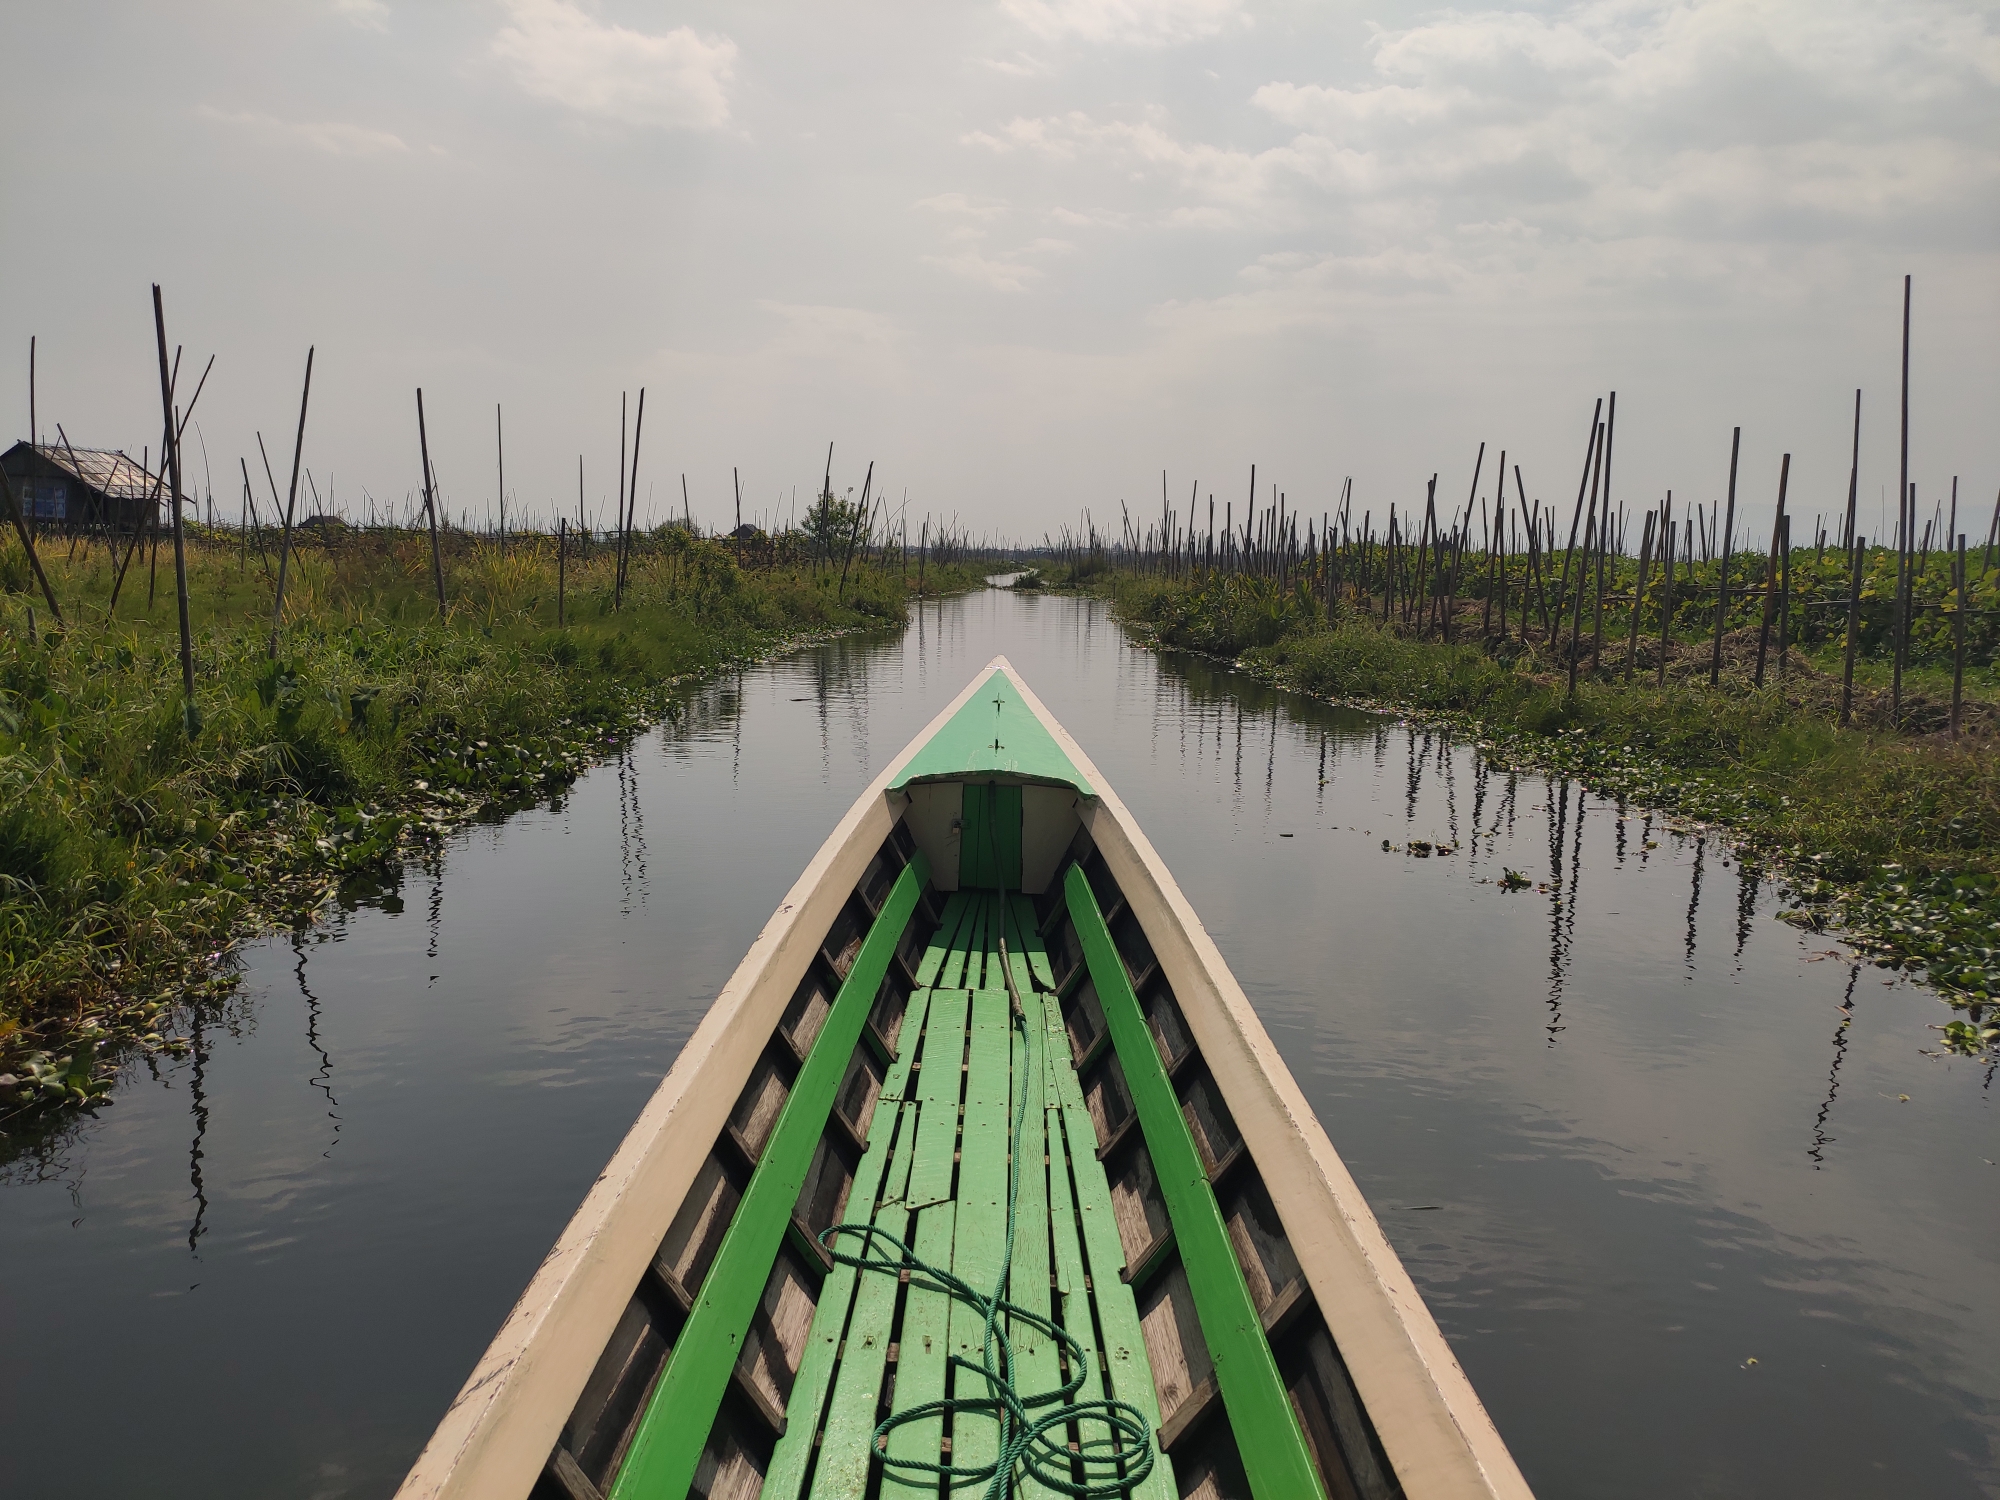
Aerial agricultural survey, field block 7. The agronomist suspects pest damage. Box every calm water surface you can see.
[3,589,1995,1499]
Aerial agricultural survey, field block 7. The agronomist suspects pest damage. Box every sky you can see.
[3,0,1996,547]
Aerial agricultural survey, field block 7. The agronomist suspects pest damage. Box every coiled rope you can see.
[820,918,1155,1498]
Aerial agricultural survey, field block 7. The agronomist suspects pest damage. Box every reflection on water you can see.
[1,587,1995,1500]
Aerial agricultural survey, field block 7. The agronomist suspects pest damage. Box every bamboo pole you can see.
[1755,453,1790,686]
[0,460,61,627]
[558,516,568,627]
[1840,533,1865,725]
[1626,508,1655,681]
[1592,393,1616,663]
[1952,532,1967,737]
[1556,398,1603,620]
[1657,493,1675,686]
[1842,389,1861,552]
[1892,275,1912,724]
[150,286,196,728]
[614,394,629,604]
[414,386,446,620]
[1775,514,1792,679]
[1708,426,1741,685]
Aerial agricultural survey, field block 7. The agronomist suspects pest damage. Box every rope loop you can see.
[821,999,1156,1499]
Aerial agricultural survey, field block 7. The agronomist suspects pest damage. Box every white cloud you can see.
[969,0,2000,257]
[331,0,389,31]
[999,0,1244,47]
[197,105,409,157]
[491,0,736,131]
[916,192,1011,221]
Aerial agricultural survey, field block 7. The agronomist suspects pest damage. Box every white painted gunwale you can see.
[999,659,1534,1500]
[394,665,1003,1500]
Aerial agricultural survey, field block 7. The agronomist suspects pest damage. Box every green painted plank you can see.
[1065,865,1327,1500]
[1044,995,1177,1500]
[960,782,1024,891]
[942,897,980,992]
[607,854,929,1500]
[1005,895,1049,995]
[805,1076,925,1500]
[763,988,935,1500]
[905,989,968,1211]
[913,892,971,988]
[887,668,1094,796]
[877,987,970,1480]
[885,1199,957,1477]
[1008,981,1066,1500]
[946,988,1014,1482]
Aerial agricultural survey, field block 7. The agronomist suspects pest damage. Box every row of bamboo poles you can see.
[1041,278,1988,736]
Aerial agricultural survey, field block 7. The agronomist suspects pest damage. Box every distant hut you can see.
[1,441,163,532]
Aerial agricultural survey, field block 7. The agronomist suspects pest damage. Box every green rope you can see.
[820,906,1156,1498]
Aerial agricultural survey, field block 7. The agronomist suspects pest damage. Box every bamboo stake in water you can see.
[558,516,567,627]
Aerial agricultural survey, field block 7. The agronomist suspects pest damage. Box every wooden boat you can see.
[398,657,1532,1500]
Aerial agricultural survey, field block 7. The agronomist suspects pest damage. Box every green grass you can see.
[0,523,981,1123]
[1094,569,2000,1061]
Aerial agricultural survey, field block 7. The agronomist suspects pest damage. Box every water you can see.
[3,588,1994,1499]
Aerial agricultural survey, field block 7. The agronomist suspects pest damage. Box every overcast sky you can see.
[3,1,1996,546]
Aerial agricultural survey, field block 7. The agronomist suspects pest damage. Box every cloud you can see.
[999,0,1244,46]
[967,0,2000,257]
[331,0,390,30]
[491,0,736,131]
[916,192,1011,221]
[197,105,409,157]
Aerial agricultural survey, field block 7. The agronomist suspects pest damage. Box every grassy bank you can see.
[0,522,982,1124]
[1084,569,2000,1061]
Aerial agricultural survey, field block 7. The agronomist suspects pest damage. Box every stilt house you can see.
[1,441,163,530]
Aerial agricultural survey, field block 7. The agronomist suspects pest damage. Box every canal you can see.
[2,586,1994,1498]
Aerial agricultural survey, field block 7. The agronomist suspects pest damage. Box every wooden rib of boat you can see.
[397,657,1531,1500]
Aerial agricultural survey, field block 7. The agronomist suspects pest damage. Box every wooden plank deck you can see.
[783,892,1174,1499]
